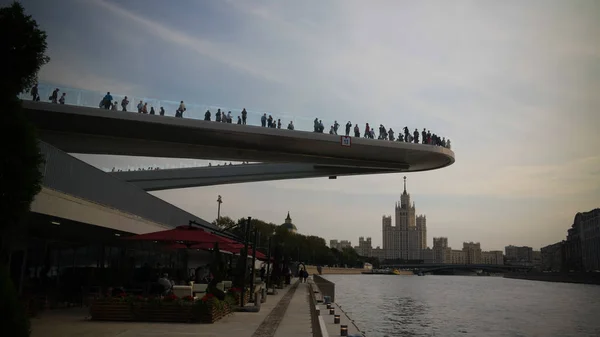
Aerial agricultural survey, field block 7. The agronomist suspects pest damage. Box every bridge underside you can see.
[111,163,397,191]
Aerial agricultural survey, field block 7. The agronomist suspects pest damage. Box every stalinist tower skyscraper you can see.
[382,176,427,261]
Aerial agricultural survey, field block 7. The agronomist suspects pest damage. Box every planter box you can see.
[229,292,251,307]
[195,305,231,323]
[90,300,231,324]
[90,301,134,321]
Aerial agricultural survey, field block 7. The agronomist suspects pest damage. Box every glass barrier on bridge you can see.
[21,83,451,149]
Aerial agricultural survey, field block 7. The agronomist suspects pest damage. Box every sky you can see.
[12,0,600,251]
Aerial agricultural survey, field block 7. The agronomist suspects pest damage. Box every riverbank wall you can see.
[504,272,600,285]
[306,266,366,275]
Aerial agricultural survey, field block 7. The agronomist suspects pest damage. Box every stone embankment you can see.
[305,266,366,275]
[504,272,600,285]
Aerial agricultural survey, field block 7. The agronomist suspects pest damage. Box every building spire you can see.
[403,176,407,195]
[286,211,291,221]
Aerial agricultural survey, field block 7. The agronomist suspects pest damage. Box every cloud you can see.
[88,0,284,84]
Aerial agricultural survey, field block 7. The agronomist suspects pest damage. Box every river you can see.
[324,275,600,337]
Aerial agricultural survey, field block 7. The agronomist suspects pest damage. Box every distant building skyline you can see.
[541,208,600,272]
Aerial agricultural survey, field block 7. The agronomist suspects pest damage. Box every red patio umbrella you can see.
[190,241,244,252]
[123,225,237,247]
[246,249,267,260]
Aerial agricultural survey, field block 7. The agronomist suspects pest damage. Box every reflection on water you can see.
[326,275,600,337]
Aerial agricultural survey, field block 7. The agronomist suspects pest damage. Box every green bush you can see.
[0,266,30,337]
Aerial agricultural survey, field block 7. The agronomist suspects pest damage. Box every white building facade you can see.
[382,177,427,261]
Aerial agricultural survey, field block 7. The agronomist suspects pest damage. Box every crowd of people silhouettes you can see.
[33,84,451,150]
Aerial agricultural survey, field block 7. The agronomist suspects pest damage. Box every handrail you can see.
[22,82,452,150]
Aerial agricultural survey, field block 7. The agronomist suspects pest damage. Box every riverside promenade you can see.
[30,279,314,337]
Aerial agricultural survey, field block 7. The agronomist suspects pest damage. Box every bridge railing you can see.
[21,82,452,149]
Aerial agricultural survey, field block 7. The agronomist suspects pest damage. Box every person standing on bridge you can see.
[227,111,232,123]
[333,120,340,135]
[137,100,143,113]
[160,107,165,116]
[277,119,282,129]
[354,124,360,137]
[30,83,40,101]
[204,110,211,121]
[121,96,129,111]
[364,123,370,138]
[413,128,419,143]
[345,121,352,136]
[111,101,118,111]
[176,101,186,117]
[237,116,242,124]
[149,107,155,115]
[388,128,395,141]
[142,103,148,114]
[287,121,294,130]
[267,115,274,128]
[261,113,267,127]
[49,88,59,103]
[102,92,113,109]
[241,108,247,124]
[58,92,66,105]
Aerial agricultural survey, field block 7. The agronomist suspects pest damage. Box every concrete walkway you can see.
[273,281,312,337]
[30,283,294,337]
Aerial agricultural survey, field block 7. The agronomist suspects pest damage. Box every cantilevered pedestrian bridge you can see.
[22,86,454,187]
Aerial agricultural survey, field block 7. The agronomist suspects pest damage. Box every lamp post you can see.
[240,216,251,307]
[265,231,275,292]
[216,195,223,221]
[250,227,258,301]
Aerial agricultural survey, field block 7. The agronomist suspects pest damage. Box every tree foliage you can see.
[0,1,47,241]
[0,3,49,336]
[0,2,50,97]
[214,215,375,268]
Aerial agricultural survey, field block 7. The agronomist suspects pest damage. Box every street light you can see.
[266,231,276,292]
[217,195,223,221]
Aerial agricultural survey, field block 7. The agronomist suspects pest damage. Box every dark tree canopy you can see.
[0,1,50,96]
[212,214,372,268]
[0,100,44,234]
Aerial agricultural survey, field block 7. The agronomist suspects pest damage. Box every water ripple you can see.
[325,275,600,337]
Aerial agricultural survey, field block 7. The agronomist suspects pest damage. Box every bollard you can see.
[334,314,340,324]
[327,303,332,310]
[329,308,335,315]
[341,325,348,336]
